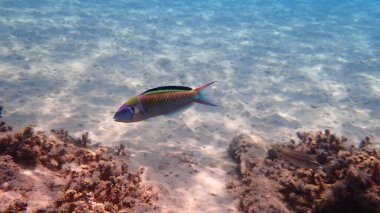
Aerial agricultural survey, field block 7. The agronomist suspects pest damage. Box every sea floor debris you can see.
[228,130,380,213]
[0,120,157,212]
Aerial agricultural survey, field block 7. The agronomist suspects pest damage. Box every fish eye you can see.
[125,106,134,114]
[118,105,132,114]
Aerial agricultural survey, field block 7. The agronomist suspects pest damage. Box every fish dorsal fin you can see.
[141,86,192,95]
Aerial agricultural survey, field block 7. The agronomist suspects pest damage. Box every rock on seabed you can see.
[228,131,380,213]
[0,121,157,212]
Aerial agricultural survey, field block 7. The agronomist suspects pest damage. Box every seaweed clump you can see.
[0,119,156,212]
[228,130,380,213]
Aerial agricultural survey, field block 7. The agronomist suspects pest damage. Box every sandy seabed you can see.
[0,0,379,212]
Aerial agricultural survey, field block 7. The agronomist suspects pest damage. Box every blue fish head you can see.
[113,105,134,122]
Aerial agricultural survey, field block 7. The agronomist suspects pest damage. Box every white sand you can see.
[0,1,379,211]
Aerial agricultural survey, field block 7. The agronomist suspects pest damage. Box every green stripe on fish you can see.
[142,86,192,94]
[113,82,217,123]
[143,89,191,96]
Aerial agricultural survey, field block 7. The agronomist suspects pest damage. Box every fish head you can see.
[113,97,145,123]
[113,104,134,122]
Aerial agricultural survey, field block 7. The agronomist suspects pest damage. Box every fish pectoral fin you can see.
[163,104,194,118]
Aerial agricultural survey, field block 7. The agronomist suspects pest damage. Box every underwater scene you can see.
[0,0,379,212]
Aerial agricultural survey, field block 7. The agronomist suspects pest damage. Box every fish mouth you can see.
[113,117,120,122]
[113,113,120,122]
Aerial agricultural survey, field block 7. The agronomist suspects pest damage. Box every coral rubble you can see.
[0,120,156,212]
[228,130,380,213]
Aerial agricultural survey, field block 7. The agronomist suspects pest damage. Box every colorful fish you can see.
[113,82,217,122]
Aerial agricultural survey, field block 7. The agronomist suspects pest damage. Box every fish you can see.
[113,82,217,122]
[271,145,321,170]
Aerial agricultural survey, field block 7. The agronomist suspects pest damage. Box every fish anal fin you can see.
[163,103,194,118]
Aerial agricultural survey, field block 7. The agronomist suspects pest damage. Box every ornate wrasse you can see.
[113,82,217,123]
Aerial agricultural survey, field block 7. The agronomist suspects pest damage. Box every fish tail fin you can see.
[194,81,217,106]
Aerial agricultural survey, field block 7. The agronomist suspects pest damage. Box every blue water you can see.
[0,0,379,211]
[2,0,379,139]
